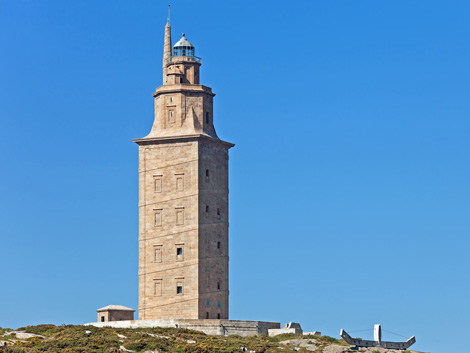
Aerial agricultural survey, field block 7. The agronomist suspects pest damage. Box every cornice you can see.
[133,134,235,149]
[152,84,215,98]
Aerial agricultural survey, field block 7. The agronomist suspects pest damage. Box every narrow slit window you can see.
[217,282,220,290]
[177,285,183,294]
[206,112,210,124]
[217,241,221,249]
[217,208,221,216]
[217,313,221,319]
[206,205,209,213]
[206,312,209,319]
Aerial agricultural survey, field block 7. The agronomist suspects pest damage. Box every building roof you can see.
[96,305,135,312]
[173,33,194,48]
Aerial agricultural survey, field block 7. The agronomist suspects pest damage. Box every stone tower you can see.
[134,21,234,320]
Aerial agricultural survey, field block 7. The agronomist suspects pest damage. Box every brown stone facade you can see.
[97,305,135,322]
[134,23,233,320]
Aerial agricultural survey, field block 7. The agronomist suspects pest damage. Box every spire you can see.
[163,5,171,60]
[163,23,171,64]
[162,7,172,85]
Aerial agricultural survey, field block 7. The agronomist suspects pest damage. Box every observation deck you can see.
[166,56,201,64]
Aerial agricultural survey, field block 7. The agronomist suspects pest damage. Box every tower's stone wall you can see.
[138,140,200,320]
[135,24,233,320]
[198,141,229,319]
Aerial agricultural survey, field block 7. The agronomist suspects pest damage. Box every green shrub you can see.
[1,324,354,353]
[123,340,147,351]
[4,347,27,353]
[17,324,59,336]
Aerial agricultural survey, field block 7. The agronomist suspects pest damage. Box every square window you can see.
[154,280,162,296]
[176,248,184,261]
[176,174,184,191]
[154,176,162,193]
[154,246,162,262]
[175,245,184,261]
[176,208,184,225]
[154,210,162,227]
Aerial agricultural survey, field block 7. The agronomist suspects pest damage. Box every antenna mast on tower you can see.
[167,5,170,24]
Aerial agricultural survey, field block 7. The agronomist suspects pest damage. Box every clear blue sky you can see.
[1,1,469,352]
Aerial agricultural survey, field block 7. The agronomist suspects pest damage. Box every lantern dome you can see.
[173,33,195,57]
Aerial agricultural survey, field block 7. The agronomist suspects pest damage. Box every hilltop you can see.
[0,325,423,353]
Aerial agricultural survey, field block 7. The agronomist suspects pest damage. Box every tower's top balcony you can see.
[167,33,201,64]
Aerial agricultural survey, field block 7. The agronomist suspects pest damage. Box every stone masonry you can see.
[133,22,234,320]
[87,319,280,337]
[96,305,135,322]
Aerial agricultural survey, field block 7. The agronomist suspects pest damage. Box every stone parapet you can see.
[268,322,303,336]
[85,319,280,337]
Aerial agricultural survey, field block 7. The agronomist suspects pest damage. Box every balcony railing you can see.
[166,56,201,64]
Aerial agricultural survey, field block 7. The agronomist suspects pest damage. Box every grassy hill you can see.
[0,324,422,353]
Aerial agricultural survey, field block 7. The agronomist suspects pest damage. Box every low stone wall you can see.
[268,328,302,336]
[268,322,304,337]
[303,331,321,336]
[85,319,280,337]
